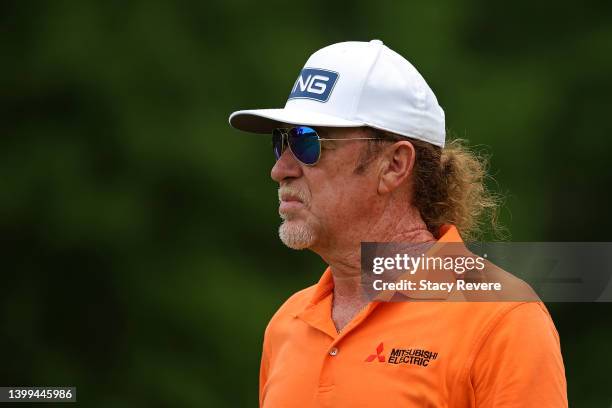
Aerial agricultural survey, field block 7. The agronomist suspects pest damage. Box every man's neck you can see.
[325,205,434,278]
[317,205,435,332]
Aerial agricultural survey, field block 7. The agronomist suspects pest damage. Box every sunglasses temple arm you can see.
[317,137,381,141]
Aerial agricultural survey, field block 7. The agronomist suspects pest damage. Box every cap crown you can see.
[285,40,445,146]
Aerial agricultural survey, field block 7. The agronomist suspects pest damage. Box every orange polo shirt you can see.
[259,226,568,407]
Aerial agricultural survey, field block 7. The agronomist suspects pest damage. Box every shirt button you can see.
[329,347,339,356]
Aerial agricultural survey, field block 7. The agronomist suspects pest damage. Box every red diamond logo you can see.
[365,342,385,362]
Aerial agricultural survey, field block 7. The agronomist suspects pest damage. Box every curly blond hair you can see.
[359,129,504,241]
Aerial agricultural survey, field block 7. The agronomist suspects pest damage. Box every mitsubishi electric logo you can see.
[365,343,439,367]
[365,342,386,362]
[288,68,339,102]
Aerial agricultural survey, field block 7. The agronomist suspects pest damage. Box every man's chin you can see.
[278,220,316,250]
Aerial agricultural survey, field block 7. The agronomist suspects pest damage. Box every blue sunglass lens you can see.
[272,129,284,160]
[289,126,320,165]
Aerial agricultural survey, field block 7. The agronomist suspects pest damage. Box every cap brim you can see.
[229,108,364,134]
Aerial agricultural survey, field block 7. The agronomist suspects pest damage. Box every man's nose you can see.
[271,148,303,183]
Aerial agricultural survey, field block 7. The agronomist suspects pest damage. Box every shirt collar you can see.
[294,225,464,338]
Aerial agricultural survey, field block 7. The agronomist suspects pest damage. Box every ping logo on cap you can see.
[288,68,339,102]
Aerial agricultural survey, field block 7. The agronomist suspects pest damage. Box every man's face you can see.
[271,127,380,251]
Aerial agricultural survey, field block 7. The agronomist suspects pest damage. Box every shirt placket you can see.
[296,297,380,407]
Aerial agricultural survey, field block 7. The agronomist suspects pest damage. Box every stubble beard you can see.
[278,185,317,250]
[278,218,317,250]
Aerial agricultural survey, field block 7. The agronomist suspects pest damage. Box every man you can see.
[229,40,567,407]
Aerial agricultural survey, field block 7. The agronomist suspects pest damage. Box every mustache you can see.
[278,185,309,205]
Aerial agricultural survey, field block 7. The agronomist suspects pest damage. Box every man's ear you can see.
[378,141,416,194]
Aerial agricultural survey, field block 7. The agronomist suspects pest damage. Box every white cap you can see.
[229,40,446,147]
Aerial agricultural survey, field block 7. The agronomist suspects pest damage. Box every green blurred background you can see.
[2,0,611,406]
